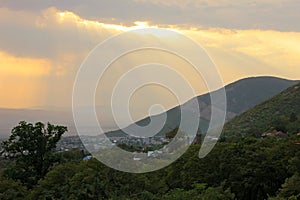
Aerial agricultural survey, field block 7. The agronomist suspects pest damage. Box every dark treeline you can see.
[1,122,300,200]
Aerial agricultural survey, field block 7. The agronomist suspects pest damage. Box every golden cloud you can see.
[0,51,52,108]
[181,28,300,81]
[0,51,51,76]
[1,7,300,109]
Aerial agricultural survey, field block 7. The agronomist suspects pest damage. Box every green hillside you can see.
[222,82,300,137]
[106,77,297,138]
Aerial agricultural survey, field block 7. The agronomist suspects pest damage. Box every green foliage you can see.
[277,173,300,199]
[270,116,289,132]
[29,162,80,199]
[201,185,235,200]
[162,183,235,200]
[165,128,178,139]
[290,113,298,123]
[162,188,194,199]
[220,77,298,114]
[58,148,84,163]
[117,143,142,152]
[107,77,297,138]
[1,121,300,199]
[0,121,67,186]
[223,83,300,137]
[165,137,300,200]
[0,177,28,200]
[0,136,299,199]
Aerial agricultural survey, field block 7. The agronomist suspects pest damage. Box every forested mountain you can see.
[201,76,298,115]
[1,78,300,200]
[223,82,300,137]
[0,77,296,139]
[106,76,298,137]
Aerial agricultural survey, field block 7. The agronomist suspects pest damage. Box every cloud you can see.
[1,0,299,31]
[0,7,161,109]
[0,6,299,111]
[133,0,287,7]
[182,28,300,82]
[0,51,51,76]
[0,51,52,108]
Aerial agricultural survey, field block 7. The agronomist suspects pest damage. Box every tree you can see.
[29,162,79,200]
[289,113,298,123]
[271,116,288,132]
[1,121,67,186]
[277,173,300,199]
[165,128,178,139]
[0,177,28,200]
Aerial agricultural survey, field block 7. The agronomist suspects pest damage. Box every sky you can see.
[0,0,300,114]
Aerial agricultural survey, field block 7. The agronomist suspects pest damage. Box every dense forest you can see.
[1,83,300,199]
[223,83,300,138]
[1,124,300,199]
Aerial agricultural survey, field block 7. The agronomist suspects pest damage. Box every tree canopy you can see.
[1,121,67,186]
[0,121,300,199]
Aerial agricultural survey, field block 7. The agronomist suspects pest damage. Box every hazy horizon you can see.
[1,0,300,138]
[1,1,300,111]
[0,75,298,110]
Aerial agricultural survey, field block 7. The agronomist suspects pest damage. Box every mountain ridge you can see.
[0,76,298,138]
[222,81,300,137]
[106,76,299,138]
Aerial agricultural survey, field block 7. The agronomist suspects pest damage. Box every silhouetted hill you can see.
[0,76,297,138]
[106,76,298,138]
[200,76,299,114]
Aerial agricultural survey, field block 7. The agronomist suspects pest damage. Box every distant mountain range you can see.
[106,76,299,138]
[0,76,298,139]
[222,81,300,137]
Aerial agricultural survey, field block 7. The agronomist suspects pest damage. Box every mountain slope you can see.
[222,82,300,137]
[106,76,298,137]
[0,77,297,138]
[199,76,299,115]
